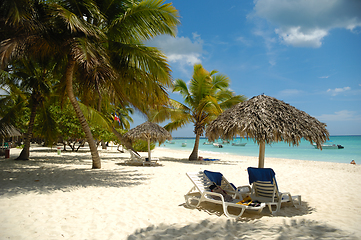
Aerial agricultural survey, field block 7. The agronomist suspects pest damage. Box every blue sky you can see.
[130,0,361,137]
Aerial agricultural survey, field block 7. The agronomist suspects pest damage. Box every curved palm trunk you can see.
[16,101,38,160]
[111,127,135,151]
[97,88,107,150]
[189,133,201,160]
[65,58,101,169]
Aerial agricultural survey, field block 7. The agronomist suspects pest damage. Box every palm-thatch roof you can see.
[206,94,329,146]
[206,94,329,167]
[124,122,172,162]
[0,119,22,139]
[124,122,172,144]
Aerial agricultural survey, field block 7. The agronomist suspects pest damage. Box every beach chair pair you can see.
[127,149,159,166]
[184,168,301,218]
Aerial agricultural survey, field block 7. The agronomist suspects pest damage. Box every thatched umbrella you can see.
[124,122,172,161]
[0,118,22,139]
[205,94,329,168]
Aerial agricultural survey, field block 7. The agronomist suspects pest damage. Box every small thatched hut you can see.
[124,122,172,161]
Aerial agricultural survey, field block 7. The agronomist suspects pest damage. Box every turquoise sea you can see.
[160,135,361,164]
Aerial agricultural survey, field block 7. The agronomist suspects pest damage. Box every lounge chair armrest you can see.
[279,192,292,201]
[236,185,251,194]
[235,185,251,200]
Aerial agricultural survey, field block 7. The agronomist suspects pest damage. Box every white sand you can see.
[1,146,360,239]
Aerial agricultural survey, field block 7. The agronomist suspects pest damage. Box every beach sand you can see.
[1,146,360,239]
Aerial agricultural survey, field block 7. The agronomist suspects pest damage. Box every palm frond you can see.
[109,0,179,42]
[164,118,189,133]
[78,102,112,131]
[52,2,105,39]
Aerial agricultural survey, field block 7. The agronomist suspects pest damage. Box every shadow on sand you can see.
[180,198,314,220]
[127,218,357,240]
[0,155,149,196]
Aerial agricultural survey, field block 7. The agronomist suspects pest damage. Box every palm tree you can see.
[0,59,57,155]
[1,0,180,168]
[0,0,102,163]
[0,69,28,139]
[156,64,247,160]
[13,60,55,160]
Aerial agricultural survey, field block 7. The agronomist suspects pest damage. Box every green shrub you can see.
[132,140,155,152]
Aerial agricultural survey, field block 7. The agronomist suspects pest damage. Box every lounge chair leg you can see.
[295,195,301,207]
[224,204,246,218]
[184,195,201,208]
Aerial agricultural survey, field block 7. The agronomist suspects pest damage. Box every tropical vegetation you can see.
[152,64,247,160]
[0,0,180,168]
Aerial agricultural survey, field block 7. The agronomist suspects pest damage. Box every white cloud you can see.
[146,33,203,66]
[252,0,361,48]
[327,86,351,96]
[317,110,361,122]
[275,27,328,48]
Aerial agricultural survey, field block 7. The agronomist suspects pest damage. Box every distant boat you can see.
[213,143,223,148]
[166,140,175,144]
[312,142,344,149]
[232,142,247,146]
[203,141,214,145]
[181,142,187,147]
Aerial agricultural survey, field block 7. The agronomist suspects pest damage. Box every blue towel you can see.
[203,158,220,161]
[204,170,236,190]
[204,170,223,186]
[247,167,276,185]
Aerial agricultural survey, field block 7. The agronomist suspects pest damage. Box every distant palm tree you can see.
[156,64,247,160]
[14,60,55,160]
[0,59,58,157]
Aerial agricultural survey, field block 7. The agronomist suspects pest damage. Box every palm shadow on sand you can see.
[127,218,357,240]
[0,155,149,196]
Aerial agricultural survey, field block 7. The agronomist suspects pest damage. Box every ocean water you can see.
[160,135,361,164]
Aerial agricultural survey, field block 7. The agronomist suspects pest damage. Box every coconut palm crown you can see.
[158,64,246,160]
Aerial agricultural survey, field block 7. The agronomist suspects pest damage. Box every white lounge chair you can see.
[127,149,158,166]
[184,170,265,218]
[247,167,301,214]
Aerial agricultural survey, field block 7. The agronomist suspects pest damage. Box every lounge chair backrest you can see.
[186,171,213,193]
[247,167,281,202]
[204,170,237,191]
[204,170,222,186]
[129,149,142,160]
[252,180,280,202]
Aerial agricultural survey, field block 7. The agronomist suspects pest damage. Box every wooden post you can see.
[258,140,265,168]
[147,139,151,161]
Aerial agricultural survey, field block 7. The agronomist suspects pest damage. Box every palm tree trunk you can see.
[189,133,201,160]
[16,100,38,160]
[97,88,107,149]
[111,127,134,150]
[65,58,101,169]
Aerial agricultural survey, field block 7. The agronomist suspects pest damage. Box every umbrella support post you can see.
[258,141,265,168]
[147,139,151,161]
